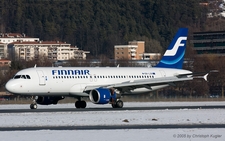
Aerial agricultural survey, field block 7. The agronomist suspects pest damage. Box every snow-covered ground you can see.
[0,102,225,141]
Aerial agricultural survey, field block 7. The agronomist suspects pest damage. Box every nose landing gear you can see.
[30,97,37,109]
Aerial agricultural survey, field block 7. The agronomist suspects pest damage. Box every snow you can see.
[0,102,225,141]
[1,129,224,141]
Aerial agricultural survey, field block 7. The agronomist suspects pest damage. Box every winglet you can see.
[203,73,209,81]
[155,28,188,69]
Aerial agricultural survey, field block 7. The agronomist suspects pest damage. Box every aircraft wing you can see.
[84,75,193,93]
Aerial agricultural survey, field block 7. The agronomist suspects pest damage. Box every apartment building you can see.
[114,41,160,60]
[0,43,7,59]
[0,33,39,44]
[8,40,90,61]
[114,41,145,60]
[0,33,39,59]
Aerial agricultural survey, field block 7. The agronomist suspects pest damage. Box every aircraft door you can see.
[36,70,46,85]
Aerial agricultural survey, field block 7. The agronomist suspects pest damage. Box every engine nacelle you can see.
[35,96,64,105]
[89,88,117,104]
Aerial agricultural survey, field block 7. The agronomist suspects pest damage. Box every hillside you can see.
[1,0,207,58]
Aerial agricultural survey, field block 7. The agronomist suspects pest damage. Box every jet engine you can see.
[89,88,117,104]
[35,96,64,105]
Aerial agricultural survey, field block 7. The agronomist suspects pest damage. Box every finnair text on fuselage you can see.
[52,69,90,75]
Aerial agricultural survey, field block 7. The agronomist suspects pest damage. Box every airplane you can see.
[5,28,205,109]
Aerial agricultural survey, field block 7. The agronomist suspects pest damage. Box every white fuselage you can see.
[5,67,192,97]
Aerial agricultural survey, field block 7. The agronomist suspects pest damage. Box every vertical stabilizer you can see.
[155,28,188,69]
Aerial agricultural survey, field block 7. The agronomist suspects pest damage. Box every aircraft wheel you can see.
[75,101,81,108]
[111,104,117,108]
[75,101,87,108]
[80,101,87,108]
[111,100,123,108]
[115,100,123,108]
[30,103,37,109]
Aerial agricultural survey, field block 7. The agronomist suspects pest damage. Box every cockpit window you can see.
[21,75,26,79]
[26,75,31,79]
[14,75,21,79]
[13,75,31,79]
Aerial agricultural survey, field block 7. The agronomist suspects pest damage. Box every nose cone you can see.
[5,80,17,94]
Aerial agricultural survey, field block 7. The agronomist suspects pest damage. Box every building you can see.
[114,41,145,60]
[191,30,225,55]
[141,53,161,60]
[8,40,90,61]
[0,59,11,67]
[114,41,160,60]
[0,33,39,44]
[0,42,7,59]
[0,33,39,59]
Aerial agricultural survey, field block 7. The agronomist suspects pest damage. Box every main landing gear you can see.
[75,98,87,108]
[111,99,124,108]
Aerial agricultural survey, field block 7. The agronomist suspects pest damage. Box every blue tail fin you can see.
[155,28,188,69]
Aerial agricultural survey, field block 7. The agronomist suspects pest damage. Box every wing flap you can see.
[84,76,193,92]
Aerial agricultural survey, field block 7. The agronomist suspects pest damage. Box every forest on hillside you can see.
[1,0,207,58]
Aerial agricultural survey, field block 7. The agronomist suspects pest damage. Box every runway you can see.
[1,124,225,131]
[1,105,225,113]
[1,102,225,132]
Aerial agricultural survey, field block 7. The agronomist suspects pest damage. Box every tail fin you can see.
[155,28,188,69]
